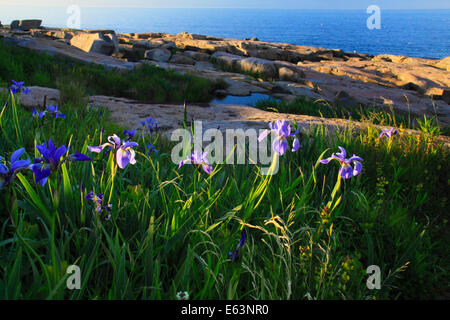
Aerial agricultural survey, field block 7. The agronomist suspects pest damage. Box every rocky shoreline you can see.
[1,21,449,132]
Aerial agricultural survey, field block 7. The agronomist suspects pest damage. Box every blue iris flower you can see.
[228,229,247,261]
[141,118,159,133]
[10,80,30,96]
[146,143,158,155]
[85,191,112,221]
[258,120,300,156]
[178,151,213,175]
[123,129,136,140]
[0,148,31,189]
[32,107,47,119]
[45,105,66,119]
[319,146,363,179]
[379,128,399,139]
[88,134,138,169]
[31,139,91,186]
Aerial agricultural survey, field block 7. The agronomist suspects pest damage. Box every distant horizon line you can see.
[1,6,450,10]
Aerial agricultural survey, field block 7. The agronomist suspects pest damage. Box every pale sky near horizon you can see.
[1,0,449,9]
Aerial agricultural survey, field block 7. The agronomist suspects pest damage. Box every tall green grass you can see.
[0,87,448,300]
[0,39,226,103]
[254,97,449,136]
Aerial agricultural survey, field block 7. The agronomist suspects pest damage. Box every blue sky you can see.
[1,0,449,9]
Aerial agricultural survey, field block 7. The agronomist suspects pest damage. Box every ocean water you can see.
[1,7,449,59]
[210,93,279,106]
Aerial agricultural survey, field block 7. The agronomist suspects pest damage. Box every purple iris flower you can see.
[379,128,399,139]
[32,107,47,119]
[10,80,30,95]
[258,120,300,156]
[146,143,158,155]
[123,129,136,140]
[228,229,247,261]
[85,191,112,221]
[0,148,31,189]
[178,151,213,175]
[319,146,363,179]
[88,134,138,169]
[31,139,92,186]
[141,118,159,133]
[45,105,66,119]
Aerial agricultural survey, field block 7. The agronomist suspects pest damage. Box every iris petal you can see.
[340,164,354,179]
[178,160,186,169]
[336,146,346,160]
[108,134,121,148]
[349,155,364,162]
[353,161,363,177]
[69,153,92,162]
[36,143,51,162]
[121,141,139,149]
[202,164,212,175]
[292,138,300,152]
[0,163,8,175]
[10,159,31,172]
[273,138,288,156]
[128,149,136,165]
[116,148,131,169]
[48,139,56,155]
[10,148,26,164]
[319,157,332,164]
[53,145,68,165]
[85,191,95,200]
[258,130,270,142]
[32,163,51,186]
[88,144,110,153]
[239,229,247,248]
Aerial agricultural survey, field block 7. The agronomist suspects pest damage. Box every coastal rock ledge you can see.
[0,24,449,127]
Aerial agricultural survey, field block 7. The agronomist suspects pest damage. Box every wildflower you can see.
[88,134,138,169]
[10,80,30,95]
[176,291,189,300]
[178,151,213,175]
[146,143,158,155]
[379,128,398,139]
[0,148,31,189]
[228,229,247,261]
[123,129,136,140]
[141,118,158,133]
[45,105,66,119]
[319,146,363,179]
[85,191,112,221]
[258,120,300,156]
[31,139,91,186]
[32,107,47,119]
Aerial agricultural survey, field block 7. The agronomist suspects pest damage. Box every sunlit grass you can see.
[0,82,448,300]
[0,39,226,104]
[254,97,448,136]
